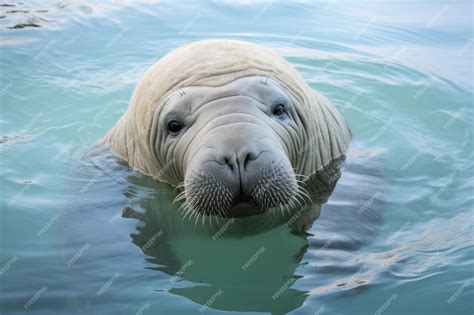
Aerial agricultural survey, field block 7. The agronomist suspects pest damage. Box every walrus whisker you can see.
[295,175,310,182]
[207,185,217,214]
[174,189,186,200]
[292,188,308,208]
[198,210,207,227]
[173,194,187,205]
[174,181,186,190]
[265,180,294,209]
[294,184,311,202]
[290,192,304,210]
[193,211,200,227]
[263,187,278,209]
[183,201,197,220]
[253,185,269,210]
[212,212,220,228]
[189,202,203,226]
[182,208,195,223]
[269,187,290,209]
[291,173,307,181]
[291,189,306,209]
[212,211,222,226]
[182,209,194,223]
[180,201,195,222]
[293,173,310,181]
[265,180,285,207]
[275,193,289,216]
[294,179,308,186]
[186,194,203,222]
[264,205,272,217]
[281,201,291,217]
[279,205,284,217]
[298,188,312,205]
[172,191,187,205]
[188,186,208,213]
[286,197,297,211]
[292,191,306,209]
[177,199,188,214]
[186,171,237,218]
[201,210,207,227]
[295,184,311,205]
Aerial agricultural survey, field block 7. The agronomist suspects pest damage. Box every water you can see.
[1,2,473,314]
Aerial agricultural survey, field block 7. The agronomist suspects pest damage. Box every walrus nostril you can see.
[224,157,234,171]
[221,151,254,172]
[243,152,253,169]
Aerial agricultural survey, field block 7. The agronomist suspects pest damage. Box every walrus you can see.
[101,39,351,231]
[58,40,384,314]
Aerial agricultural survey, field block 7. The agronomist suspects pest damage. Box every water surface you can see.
[1,2,473,315]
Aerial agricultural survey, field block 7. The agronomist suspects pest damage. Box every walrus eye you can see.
[167,119,183,135]
[272,102,287,118]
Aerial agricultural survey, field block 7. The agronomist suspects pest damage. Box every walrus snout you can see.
[183,127,298,218]
[217,145,260,197]
[221,147,257,174]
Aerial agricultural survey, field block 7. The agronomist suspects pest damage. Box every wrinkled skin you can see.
[151,76,309,218]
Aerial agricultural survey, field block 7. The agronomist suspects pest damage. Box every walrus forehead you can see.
[158,76,294,116]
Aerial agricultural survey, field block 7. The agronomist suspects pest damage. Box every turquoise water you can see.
[1,1,473,314]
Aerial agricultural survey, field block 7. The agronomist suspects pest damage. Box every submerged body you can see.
[102,39,351,231]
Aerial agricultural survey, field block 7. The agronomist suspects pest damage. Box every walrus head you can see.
[161,76,308,218]
[102,40,351,221]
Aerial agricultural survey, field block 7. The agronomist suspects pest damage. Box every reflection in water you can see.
[127,189,309,313]
[121,165,310,312]
[106,144,384,313]
[58,144,386,313]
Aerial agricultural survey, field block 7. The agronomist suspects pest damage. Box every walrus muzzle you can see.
[183,113,298,218]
